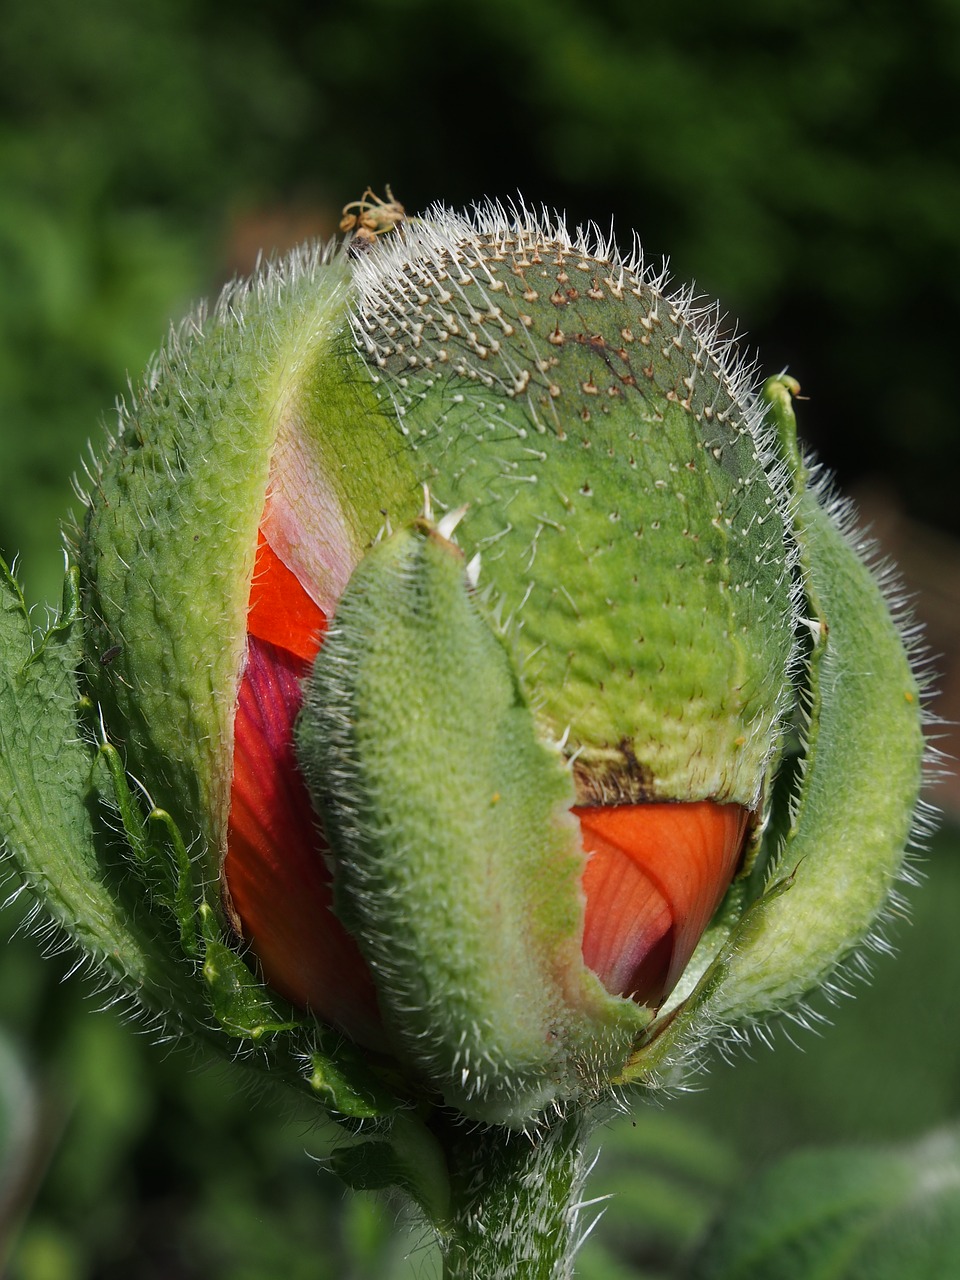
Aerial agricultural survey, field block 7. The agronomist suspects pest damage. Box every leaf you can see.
[331,1112,449,1226]
[687,1127,960,1280]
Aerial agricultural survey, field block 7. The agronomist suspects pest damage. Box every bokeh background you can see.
[1,1,958,1276]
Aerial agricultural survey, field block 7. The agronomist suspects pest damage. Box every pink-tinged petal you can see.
[258,417,359,615]
[576,802,749,1005]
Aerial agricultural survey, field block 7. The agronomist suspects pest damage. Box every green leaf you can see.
[687,1127,960,1280]
[304,1050,395,1121]
[331,1112,449,1225]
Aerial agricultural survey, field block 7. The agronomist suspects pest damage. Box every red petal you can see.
[225,634,383,1046]
[225,534,384,1047]
[247,530,327,663]
[576,801,749,1006]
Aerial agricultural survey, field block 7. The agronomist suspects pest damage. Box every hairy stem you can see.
[436,1109,599,1280]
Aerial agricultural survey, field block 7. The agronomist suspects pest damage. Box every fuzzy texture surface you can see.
[0,203,927,1150]
[349,205,800,811]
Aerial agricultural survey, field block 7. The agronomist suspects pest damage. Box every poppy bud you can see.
[2,205,924,1133]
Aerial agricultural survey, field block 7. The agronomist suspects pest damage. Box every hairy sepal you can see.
[296,522,647,1127]
[700,379,924,1020]
[77,245,363,886]
[621,379,925,1079]
[0,561,206,1018]
[351,208,798,811]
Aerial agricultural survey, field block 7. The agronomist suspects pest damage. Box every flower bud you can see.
[1,204,925,1131]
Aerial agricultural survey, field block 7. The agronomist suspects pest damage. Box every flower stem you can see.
[436,1109,599,1280]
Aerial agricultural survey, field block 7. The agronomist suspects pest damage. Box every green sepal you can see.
[297,519,648,1127]
[620,379,924,1080]
[354,218,798,810]
[700,378,923,1022]
[77,247,368,885]
[0,560,203,1016]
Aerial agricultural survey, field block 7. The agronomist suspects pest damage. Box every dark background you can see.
[1,2,958,1276]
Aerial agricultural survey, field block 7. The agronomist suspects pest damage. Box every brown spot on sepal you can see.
[571,740,658,805]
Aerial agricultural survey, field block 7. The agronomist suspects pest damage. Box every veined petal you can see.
[576,801,749,1005]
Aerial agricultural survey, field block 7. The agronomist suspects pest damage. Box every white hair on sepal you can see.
[806,457,942,781]
[348,201,803,680]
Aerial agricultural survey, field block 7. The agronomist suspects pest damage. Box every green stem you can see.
[436,1109,599,1280]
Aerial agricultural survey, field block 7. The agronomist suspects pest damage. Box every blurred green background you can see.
[1,0,958,1276]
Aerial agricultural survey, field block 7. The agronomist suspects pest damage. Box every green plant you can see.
[0,202,927,1277]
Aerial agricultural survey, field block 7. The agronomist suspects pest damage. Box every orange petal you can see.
[576,801,749,1006]
[247,530,327,663]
